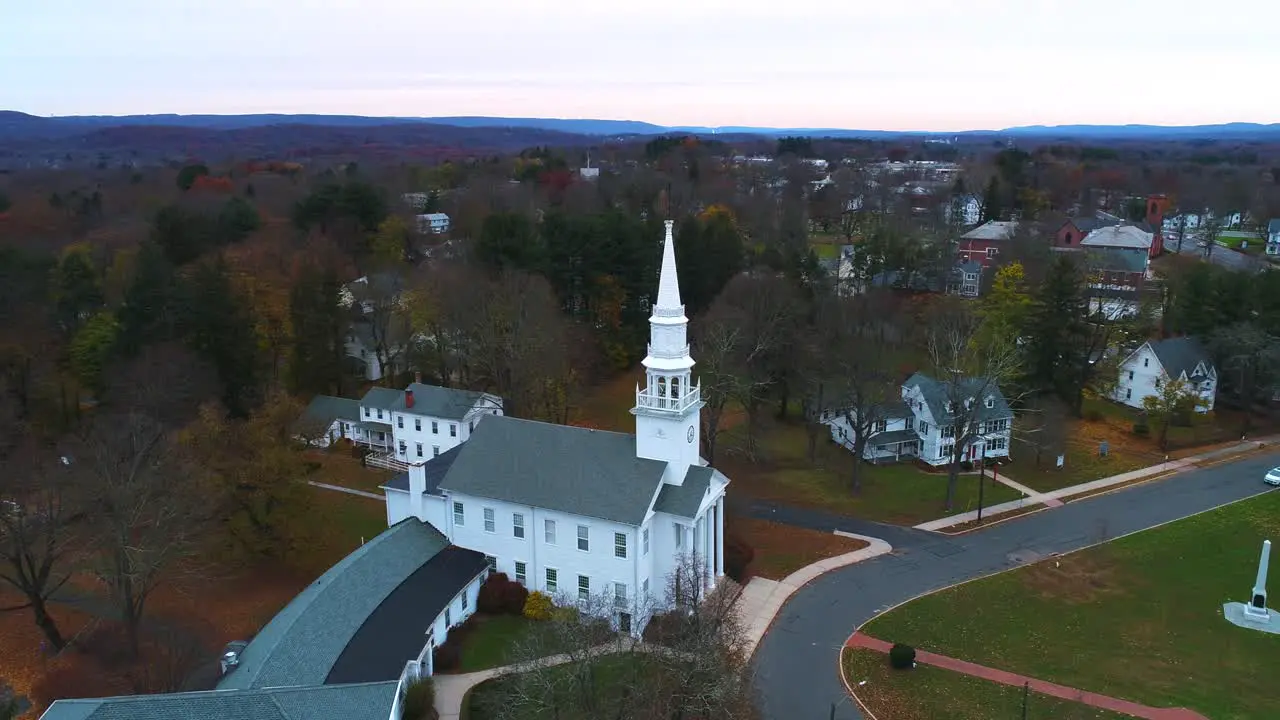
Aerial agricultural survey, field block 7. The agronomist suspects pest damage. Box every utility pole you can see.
[1021,681,1030,719]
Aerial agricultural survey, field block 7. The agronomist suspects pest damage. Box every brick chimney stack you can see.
[405,389,415,409]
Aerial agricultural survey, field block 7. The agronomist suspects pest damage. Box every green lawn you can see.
[722,419,1025,525]
[1002,437,1151,493]
[462,654,653,720]
[457,614,540,673]
[862,489,1280,720]
[842,648,1130,720]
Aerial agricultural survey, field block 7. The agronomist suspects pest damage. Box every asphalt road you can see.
[751,451,1280,720]
[1165,236,1267,273]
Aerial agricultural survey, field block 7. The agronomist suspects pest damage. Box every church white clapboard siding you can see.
[382,220,729,634]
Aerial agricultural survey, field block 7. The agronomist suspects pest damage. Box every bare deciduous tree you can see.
[927,304,1023,511]
[484,553,755,720]
[813,291,905,494]
[0,437,81,651]
[69,412,215,656]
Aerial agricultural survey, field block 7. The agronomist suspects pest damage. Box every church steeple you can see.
[634,221,703,483]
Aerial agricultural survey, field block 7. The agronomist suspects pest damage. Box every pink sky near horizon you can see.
[2,0,1275,131]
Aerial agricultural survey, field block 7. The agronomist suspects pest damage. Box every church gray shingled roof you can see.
[1148,336,1214,380]
[904,372,1013,424]
[217,520,450,691]
[437,416,668,526]
[653,466,715,518]
[39,681,398,720]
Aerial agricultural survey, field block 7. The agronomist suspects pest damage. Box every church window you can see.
[577,524,590,552]
[397,416,403,429]
[642,578,649,599]
[672,377,681,398]
[483,508,495,533]
[416,443,423,458]
[545,519,557,544]
[461,590,468,610]
[578,575,590,602]
[614,582,628,608]
[545,568,558,592]
[514,561,527,586]
[614,532,627,559]
[485,555,496,572]
[450,424,457,437]
[657,376,668,398]
[445,607,451,626]
[674,522,683,549]
[513,513,525,539]
[398,441,406,455]
[363,407,370,418]
[433,446,440,457]
[453,502,464,525]
[642,528,649,555]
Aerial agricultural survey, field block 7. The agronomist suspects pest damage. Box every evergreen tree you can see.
[50,244,103,336]
[116,242,177,354]
[183,259,260,416]
[1025,254,1089,399]
[981,176,1003,222]
[289,266,347,397]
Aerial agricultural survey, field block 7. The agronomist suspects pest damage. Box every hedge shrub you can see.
[889,643,916,670]
[523,591,554,621]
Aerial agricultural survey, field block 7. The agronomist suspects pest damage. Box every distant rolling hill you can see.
[3,111,1279,165]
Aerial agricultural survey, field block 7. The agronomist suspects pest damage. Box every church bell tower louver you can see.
[633,220,703,485]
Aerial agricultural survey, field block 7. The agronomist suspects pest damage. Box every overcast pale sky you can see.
[1,0,1274,130]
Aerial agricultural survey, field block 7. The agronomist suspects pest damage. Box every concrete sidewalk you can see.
[914,435,1280,532]
[736,533,893,657]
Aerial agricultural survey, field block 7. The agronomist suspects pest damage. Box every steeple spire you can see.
[655,220,683,313]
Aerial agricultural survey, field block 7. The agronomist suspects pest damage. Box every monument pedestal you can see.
[1223,540,1277,634]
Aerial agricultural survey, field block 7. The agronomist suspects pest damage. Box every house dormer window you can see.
[945,402,953,413]
[985,397,994,408]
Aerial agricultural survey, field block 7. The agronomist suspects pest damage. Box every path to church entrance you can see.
[752,447,1280,720]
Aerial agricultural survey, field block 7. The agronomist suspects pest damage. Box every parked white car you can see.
[1264,467,1280,486]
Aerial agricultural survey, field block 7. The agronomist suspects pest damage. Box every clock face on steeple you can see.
[687,426,695,443]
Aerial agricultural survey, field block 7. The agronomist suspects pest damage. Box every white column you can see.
[715,497,724,577]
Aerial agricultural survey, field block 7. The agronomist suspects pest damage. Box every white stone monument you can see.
[1223,540,1280,634]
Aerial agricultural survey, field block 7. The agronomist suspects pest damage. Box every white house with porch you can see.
[293,381,503,471]
[383,220,729,636]
[821,372,1014,466]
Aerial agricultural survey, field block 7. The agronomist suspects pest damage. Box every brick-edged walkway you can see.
[846,633,1208,720]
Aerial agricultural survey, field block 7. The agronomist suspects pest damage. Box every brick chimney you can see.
[405,389,415,409]
[414,371,422,384]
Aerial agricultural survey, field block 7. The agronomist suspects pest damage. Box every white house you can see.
[1113,336,1217,413]
[1266,219,1280,256]
[384,221,729,636]
[415,213,450,235]
[821,373,1014,466]
[296,381,504,471]
[944,193,982,227]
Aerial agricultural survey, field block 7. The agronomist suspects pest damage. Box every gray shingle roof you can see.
[904,372,1013,424]
[1087,247,1148,273]
[359,386,404,411]
[1148,337,1214,380]
[40,681,398,720]
[217,520,450,691]
[960,221,1018,241]
[1080,225,1152,250]
[382,443,463,495]
[359,383,489,420]
[868,429,918,446]
[437,416,667,526]
[294,395,360,435]
[652,466,715,518]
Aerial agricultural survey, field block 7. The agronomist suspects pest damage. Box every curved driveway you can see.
[751,451,1280,720]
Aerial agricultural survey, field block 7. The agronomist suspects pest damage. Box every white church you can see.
[38,221,731,720]
[382,219,730,633]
